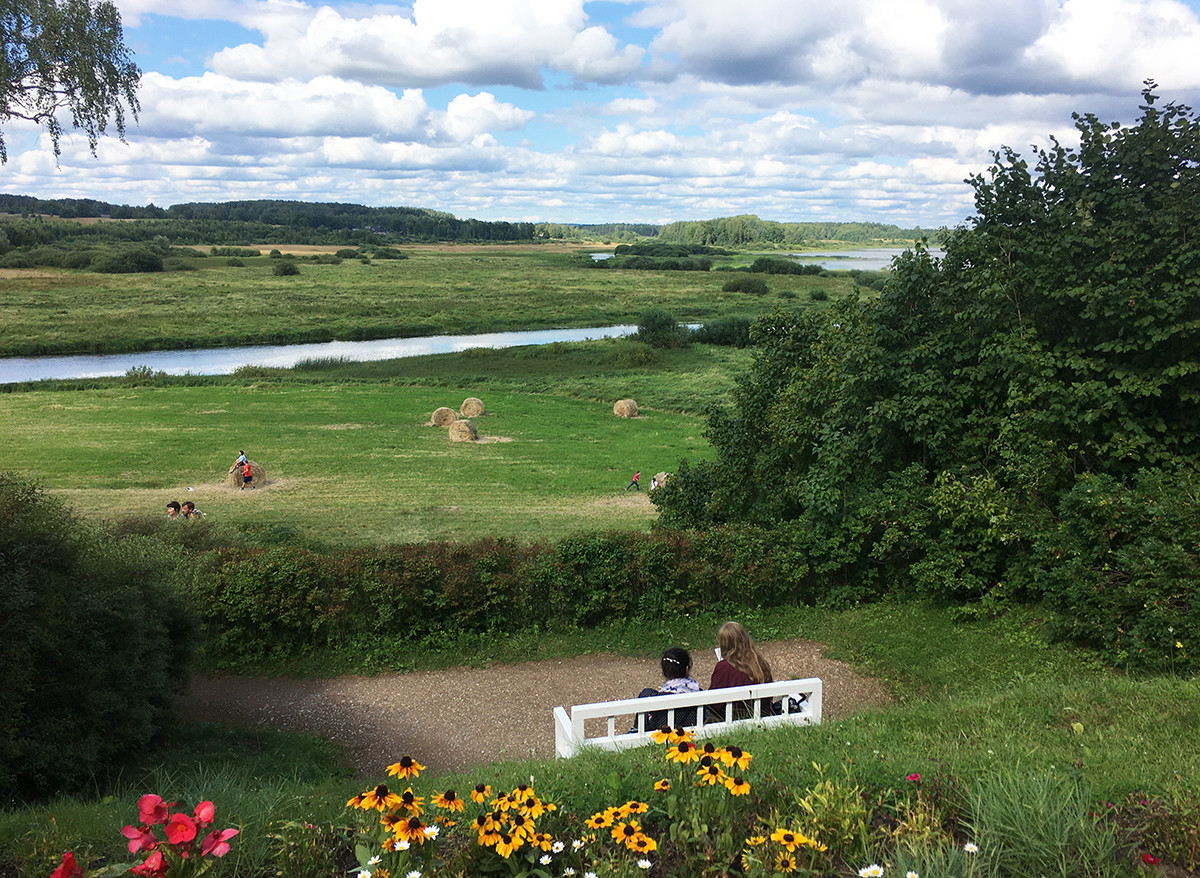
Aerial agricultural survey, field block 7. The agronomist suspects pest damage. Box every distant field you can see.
[0,347,722,544]
[0,245,853,356]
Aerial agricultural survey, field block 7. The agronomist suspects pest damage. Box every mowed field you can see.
[0,380,711,544]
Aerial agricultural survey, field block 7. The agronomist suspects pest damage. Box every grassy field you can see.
[0,341,746,544]
[0,245,852,356]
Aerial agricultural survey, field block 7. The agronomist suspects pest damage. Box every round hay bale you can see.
[461,397,485,418]
[614,398,639,418]
[654,471,669,487]
[448,420,479,442]
[431,406,458,426]
[225,459,266,488]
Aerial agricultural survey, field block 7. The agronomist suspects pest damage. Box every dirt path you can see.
[177,640,891,778]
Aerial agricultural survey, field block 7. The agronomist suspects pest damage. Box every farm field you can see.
[0,244,853,356]
[0,337,751,543]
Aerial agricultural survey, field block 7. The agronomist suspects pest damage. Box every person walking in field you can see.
[240,460,255,490]
[625,470,641,491]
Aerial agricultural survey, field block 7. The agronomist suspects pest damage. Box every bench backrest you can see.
[554,677,822,758]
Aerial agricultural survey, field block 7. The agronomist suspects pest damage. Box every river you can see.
[0,324,638,384]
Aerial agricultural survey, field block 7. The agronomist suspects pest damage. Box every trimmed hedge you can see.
[182,528,810,665]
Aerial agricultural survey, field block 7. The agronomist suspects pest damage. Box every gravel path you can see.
[178,640,891,777]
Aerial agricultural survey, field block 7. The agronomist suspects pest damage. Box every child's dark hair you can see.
[661,647,692,679]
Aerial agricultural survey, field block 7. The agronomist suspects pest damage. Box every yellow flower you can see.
[494,832,524,859]
[492,792,516,811]
[473,814,501,846]
[611,819,642,844]
[385,756,424,780]
[506,811,534,840]
[356,784,402,812]
[719,745,753,771]
[398,788,424,816]
[531,832,554,851]
[775,851,797,873]
[624,800,649,815]
[696,762,727,786]
[585,812,611,830]
[433,790,464,812]
[725,775,751,796]
[392,815,430,845]
[628,833,657,854]
[651,726,694,745]
[770,828,808,852]
[654,779,671,792]
[1178,641,1185,649]
[745,835,766,846]
[664,741,700,764]
[516,793,550,819]
[471,784,492,804]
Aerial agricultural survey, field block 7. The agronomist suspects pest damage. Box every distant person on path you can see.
[181,500,201,519]
[166,501,181,520]
[650,476,659,490]
[631,647,701,733]
[240,460,255,490]
[625,470,640,491]
[709,621,776,718]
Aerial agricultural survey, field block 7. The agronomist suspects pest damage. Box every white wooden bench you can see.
[554,677,822,758]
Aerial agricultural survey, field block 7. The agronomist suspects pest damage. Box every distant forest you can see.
[0,195,929,248]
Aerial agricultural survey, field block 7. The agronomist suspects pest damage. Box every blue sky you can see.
[3,0,1200,227]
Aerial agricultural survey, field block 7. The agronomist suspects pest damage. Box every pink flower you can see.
[1143,853,1162,865]
[121,824,158,853]
[50,852,83,878]
[131,850,167,878]
[201,827,239,858]
[905,773,921,782]
[165,812,197,846]
[192,801,215,827]
[137,794,171,826]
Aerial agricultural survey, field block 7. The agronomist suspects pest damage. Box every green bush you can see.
[750,256,823,275]
[372,247,407,260]
[273,260,301,276]
[210,246,262,257]
[1036,469,1200,673]
[636,308,689,349]
[90,246,164,273]
[692,316,752,347]
[722,276,769,295]
[0,473,195,802]
[335,248,359,259]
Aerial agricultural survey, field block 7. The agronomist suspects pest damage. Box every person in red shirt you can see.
[709,621,775,719]
[241,460,254,490]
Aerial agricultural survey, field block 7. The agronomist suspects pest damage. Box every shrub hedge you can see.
[0,473,195,803]
[181,528,811,665]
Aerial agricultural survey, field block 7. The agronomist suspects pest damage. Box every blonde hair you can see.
[718,621,772,684]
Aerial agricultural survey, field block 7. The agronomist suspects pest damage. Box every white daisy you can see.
[637,860,652,870]
[964,842,979,854]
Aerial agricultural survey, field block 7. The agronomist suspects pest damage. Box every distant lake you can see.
[0,325,638,384]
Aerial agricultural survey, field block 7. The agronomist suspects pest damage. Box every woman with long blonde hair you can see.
[709,621,774,717]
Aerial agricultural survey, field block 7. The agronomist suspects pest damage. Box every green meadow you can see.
[0,245,852,356]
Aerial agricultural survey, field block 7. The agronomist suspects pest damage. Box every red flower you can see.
[192,801,215,827]
[201,827,239,858]
[1143,853,1162,865]
[906,773,921,782]
[137,795,171,826]
[131,850,167,878]
[122,824,158,853]
[165,812,197,846]
[50,852,83,878]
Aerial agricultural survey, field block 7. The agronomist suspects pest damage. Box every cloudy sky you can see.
[3,0,1200,227]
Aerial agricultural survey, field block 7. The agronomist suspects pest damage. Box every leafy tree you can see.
[0,0,140,161]
[655,85,1200,666]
